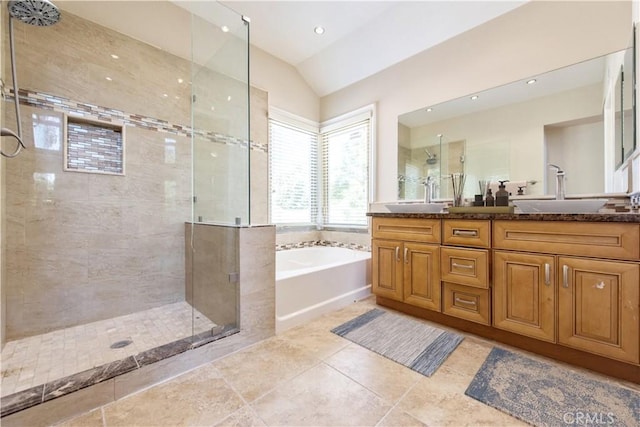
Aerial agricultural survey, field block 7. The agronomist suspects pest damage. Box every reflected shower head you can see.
[8,0,60,26]
[424,149,437,165]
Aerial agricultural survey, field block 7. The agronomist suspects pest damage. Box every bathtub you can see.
[276,246,372,333]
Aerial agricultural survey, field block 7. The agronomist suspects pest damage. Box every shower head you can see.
[8,0,60,27]
[424,149,438,165]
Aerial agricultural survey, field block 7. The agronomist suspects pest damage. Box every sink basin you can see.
[385,202,447,213]
[513,199,608,213]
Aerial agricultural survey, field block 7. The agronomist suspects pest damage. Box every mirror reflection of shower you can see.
[1,0,61,158]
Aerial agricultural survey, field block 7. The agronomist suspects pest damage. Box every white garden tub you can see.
[276,246,371,333]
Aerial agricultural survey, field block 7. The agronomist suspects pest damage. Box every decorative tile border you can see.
[276,240,370,252]
[10,88,267,153]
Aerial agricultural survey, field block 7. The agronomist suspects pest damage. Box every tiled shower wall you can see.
[1,9,268,340]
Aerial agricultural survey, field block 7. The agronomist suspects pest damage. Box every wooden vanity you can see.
[369,213,640,383]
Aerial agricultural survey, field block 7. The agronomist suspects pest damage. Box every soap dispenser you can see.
[496,180,510,207]
[485,188,495,206]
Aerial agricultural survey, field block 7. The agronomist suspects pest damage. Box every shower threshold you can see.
[0,306,239,418]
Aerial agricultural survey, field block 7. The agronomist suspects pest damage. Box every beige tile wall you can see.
[1,9,269,339]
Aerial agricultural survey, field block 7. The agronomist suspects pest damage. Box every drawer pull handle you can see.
[453,229,478,237]
[452,262,474,270]
[455,297,477,306]
[395,247,400,262]
[544,263,550,286]
[562,265,569,288]
[404,247,409,264]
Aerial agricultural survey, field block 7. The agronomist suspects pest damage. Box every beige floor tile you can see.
[376,407,428,427]
[396,366,526,426]
[276,321,350,360]
[214,405,267,427]
[439,338,493,377]
[54,408,104,427]
[326,343,423,403]
[251,363,392,426]
[102,364,244,427]
[213,337,320,402]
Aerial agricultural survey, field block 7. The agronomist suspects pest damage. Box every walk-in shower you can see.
[0,0,251,416]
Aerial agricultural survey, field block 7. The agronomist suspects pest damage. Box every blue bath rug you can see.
[331,308,463,377]
[465,347,640,427]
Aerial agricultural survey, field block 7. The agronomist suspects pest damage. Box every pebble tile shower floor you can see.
[0,302,215,396]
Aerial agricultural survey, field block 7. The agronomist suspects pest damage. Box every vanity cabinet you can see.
[441,220,491,325]
[558,257,639,364]
[494,220,640,364]
[371,218,441,311]
[493,251,556,342]
[369,213,640,382]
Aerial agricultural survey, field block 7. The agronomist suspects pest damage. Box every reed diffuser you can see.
[451,173,466,207]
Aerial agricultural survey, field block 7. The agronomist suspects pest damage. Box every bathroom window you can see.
[269,113,318,224]
[269,105,374,228]
[320,120,369,226]
[320,106,373,228]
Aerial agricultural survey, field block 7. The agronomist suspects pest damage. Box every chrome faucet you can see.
[423,176,435,203]
[548,164,565,200]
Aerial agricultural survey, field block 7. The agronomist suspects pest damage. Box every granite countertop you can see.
[367,212,640,223]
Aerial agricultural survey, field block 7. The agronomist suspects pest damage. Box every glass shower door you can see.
[187,4,249,340]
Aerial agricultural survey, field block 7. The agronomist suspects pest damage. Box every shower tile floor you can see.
[0,301,215,397]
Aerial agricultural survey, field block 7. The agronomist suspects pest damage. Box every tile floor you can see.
[50,297,639,427]
[1,302,216,396]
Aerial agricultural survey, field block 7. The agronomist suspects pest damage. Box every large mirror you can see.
[398,46,636,201]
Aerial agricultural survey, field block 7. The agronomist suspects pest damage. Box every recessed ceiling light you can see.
[110,54,119,59]
[314,26,325,35]
[177,78,184,84]
[162,93,168,98]
[105,76,112,81]
[221,25,230,33]
[526,79,537,85]
[426,108,433,112]
[470,95,479,100]
[227,96,232,101]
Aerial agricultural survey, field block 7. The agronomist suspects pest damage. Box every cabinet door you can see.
[558,257,639,364]
[403,242,441,311]
[493,251,556,342]
[372,239,403,301]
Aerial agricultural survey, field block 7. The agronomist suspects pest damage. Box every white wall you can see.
[320,1,633,201]
[250,46,320,122]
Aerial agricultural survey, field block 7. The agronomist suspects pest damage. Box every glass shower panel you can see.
[191,8,250,226]
[188,4,249,338]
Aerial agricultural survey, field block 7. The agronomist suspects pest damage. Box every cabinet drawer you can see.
[372,217,441,243]
[442,282,490,325]
[441,247,489,288]
[443,220,490,248]
[494,221,640,261]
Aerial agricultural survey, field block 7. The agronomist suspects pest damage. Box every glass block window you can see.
[64,116,125,175]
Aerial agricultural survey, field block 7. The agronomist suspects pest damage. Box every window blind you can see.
[268,119,318,224]
[321,119,370,226]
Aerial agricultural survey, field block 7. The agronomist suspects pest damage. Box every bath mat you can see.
[331,308,463,377]
[465,347,640,427]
